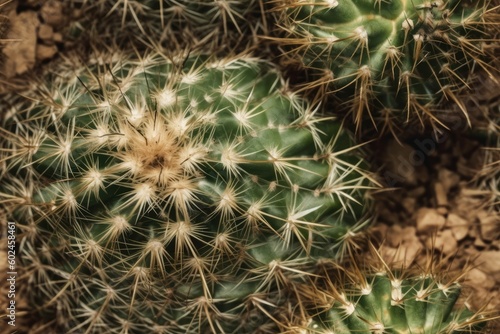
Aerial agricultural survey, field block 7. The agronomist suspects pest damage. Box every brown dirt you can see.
[0,0,499,333]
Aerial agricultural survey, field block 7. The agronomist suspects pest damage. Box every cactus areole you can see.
[1,52,372,332]
[277,0,490,125]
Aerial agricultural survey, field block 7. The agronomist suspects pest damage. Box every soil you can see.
[0,0,498,333]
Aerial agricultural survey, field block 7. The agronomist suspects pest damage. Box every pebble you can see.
[53,32,63,43]
[416,208,446,234]
[380,242,421,268]
[436,207,448,215]
[467,268,496,290]
[36,44,58,61]
[386,225,404,248]
[41,0,65,27]
[478,211,499,242]
[434,182,448,207]
[438,168,460,192]
[447,213,470,241]
[476,251,500,276]
[38,23,54,41]
[426,229,457,255]
[2,11,39,77]
[474,234,488,248]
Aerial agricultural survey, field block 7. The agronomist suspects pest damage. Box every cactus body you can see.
[273,0,494,129]
[1,51,372,333]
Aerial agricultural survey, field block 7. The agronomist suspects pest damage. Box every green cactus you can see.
[300,255,489,334]
[0,50,374,333]
[271,0,497,131]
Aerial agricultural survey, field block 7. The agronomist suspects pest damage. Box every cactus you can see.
[298,250,489,334]
[271,0,498,131]
[0,49,374,333]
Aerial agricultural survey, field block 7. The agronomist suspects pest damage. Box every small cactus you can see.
[1,49,374,333]
[271,0,498,131]
[299,248,490,334]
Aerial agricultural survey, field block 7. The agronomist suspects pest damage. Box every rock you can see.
[478,211,499,242]
[436,207,448,215]
[1,11,39,77]
[416,208,446,234]
[380,242,421,268]
[41,0,65,27]
[438,168,460,193]
[38,23,54,41]
[474,234,487,248]
[53,32,63,43]
[434,182,448,207]
[386,225,404,248]
[426,229,457,255]
[36,44,58,61]
[476,251,500,276]
[447,213,470,241]
[466,268,496,290]
[454,192,484,224]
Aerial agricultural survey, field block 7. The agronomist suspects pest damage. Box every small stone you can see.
[1,11,39,77]
[474,234,487,248]
[466,268,495,290]
[478,211,499,242]
[41,0,64,27]
[402,226,418,243]
[38,23,54,41]
[438,168,460,193]
[436,207,448,215]
[416,208,446,234]
[426,229,457,255]
[52,32,63,43]
[476,251,500,275]
[454,193,483,224]
[434,182,448,207]
[386,225,404,248]
[36,44,58,61]
[380,242,421,268]
[447,213,470,241]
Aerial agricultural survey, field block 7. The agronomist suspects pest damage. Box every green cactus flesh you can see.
[307,271,486,333]
[1,52,372,333]
[275,0,491,126]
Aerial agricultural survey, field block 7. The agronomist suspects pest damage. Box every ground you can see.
[0,0,499,333]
